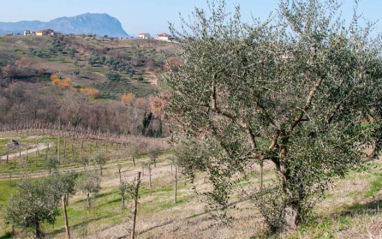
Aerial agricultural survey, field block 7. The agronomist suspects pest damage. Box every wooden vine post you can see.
[174,165,178,203]
[131,172,141,239]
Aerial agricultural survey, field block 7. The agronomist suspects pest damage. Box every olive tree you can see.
[44,156,59,174]
[119,180,134,208]
[167,0,382,230]
[126,144,140,167]
[148,146,160,168]
[48,172,78,239]
[77,170,101,209]
[94,153,108,176]
[6,179,60,238]
[142,161,154,190]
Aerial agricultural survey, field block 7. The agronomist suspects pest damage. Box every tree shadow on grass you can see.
[46,213,116,237]
[0,233,12,239]
[111,197,252,239]
[73,190,117,205]
[298,197,382,236]
[339,197,382,217]
[96,197,122,208]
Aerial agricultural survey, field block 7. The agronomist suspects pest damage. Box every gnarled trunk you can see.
[35,218,43,239]
[283,205,298,229]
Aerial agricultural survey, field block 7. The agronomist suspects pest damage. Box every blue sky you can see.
[0,0,381,36]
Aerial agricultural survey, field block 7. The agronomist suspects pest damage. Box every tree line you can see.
[0,80,168,137]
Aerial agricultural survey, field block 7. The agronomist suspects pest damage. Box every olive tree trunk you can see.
[62,195,70,238]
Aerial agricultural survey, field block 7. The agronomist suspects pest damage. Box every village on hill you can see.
[6,28,175,42]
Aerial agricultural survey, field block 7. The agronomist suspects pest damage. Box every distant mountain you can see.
[0,13,129,37]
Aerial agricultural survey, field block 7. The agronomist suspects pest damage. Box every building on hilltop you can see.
[138,33,151,39]
[24,30,36,36]
[156,33,174,41]
[36,29,55,36]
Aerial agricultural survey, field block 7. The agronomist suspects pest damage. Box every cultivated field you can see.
[0,131,381,239]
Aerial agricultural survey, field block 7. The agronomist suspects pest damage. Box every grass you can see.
[0,136,126,174]
[0,180,18,207]
[1,133,382,238]
[43,193,126,236]
[365,168,382,197]
[0,132,172,237]
[3,159,382,239]
[0,164,176,238]
[40,174,191,237]
[0,179,20,236]
[366,177,382,197]
[93,78,157,99]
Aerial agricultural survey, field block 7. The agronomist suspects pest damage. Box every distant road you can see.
[0,143,54,161]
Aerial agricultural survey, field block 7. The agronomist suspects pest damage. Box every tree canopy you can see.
[6,179,60,238]
[167,0,382,230]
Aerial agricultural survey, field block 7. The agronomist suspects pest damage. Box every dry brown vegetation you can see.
[0,128,381,239]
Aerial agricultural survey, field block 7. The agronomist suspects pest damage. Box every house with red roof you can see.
[36,29,55,37]
[138,33,150,39]
[156,33,174,41]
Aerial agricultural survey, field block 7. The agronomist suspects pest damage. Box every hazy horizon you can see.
[0,0,381,36]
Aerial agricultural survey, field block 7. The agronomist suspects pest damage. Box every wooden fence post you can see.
[131,172,141,239]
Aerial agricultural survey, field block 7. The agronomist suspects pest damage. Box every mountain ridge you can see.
[0,13,129,37]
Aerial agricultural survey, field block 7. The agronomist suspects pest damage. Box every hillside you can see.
[0,35,177,96]
[0,34,178,136]
[0,13,129,37]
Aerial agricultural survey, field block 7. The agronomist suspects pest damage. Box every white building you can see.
[138,33,151,39]
[24,30,36,36]
[156,33,174,41]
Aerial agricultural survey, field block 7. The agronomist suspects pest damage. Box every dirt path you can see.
[0,154,169,181]
[144,71,158,86]
[0,143,54,161]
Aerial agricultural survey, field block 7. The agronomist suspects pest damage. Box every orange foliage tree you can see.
[1,65,17,78]
[150,93,171,120]
[38,68,46,75]
[135,97,146,109]
[80,88,99,99]
[61,78,72,89]
[50,74,61,85]
[50,75,73,89]
[121,93,135,105]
